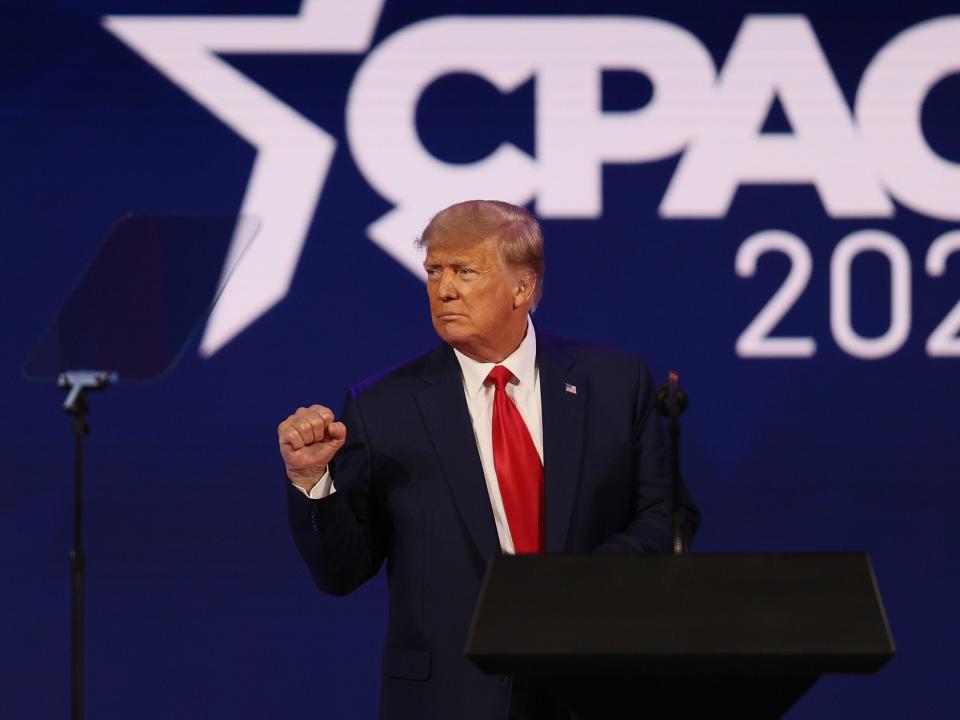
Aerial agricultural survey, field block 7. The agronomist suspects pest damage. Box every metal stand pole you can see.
[667,400,685,556]
[58,370,116,720]
[655,371,689,555]
[68,398,88,720]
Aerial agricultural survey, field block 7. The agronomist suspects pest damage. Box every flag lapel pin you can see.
[565,383,577,395]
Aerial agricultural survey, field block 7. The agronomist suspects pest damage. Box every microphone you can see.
[655,371,688,420]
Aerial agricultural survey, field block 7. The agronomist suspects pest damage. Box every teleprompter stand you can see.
[466,553,895,719]
[59,370,116,720]
[25,214,258,720]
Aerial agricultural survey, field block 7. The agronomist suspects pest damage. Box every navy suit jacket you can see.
[287,332,699,720]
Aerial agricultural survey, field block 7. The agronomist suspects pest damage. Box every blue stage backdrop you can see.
[3,1,958,717]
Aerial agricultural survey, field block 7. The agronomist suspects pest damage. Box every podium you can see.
[465,553,894,719]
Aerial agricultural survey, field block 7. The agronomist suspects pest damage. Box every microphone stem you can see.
[669,408,686,555]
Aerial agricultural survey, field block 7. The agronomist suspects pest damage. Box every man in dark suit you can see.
[279,200,699,719]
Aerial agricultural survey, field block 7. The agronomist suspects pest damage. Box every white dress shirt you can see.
[300,316,542,555]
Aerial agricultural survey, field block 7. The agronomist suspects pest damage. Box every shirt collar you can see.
[453,316,537,398]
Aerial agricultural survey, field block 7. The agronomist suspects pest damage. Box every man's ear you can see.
[513,270,537,308]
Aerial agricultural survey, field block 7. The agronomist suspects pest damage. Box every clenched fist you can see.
[278,404,347,493]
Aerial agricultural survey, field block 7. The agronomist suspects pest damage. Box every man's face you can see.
[423,236,526,362]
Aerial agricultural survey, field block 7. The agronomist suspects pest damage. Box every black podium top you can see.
[466,553,894,677]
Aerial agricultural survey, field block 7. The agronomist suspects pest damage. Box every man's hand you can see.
[278,405,347,493]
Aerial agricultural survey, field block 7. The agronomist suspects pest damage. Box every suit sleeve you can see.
[592,363,700,554]
[286,388,389,596]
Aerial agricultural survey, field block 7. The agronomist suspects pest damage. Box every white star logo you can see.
[103,0,385,357]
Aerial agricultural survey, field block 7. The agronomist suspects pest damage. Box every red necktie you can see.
[487,365,543,554]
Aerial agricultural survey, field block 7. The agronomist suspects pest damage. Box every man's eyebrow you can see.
[426,255,483,267]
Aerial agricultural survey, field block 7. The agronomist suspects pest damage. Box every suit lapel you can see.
[538,336,587,553]
[415,345,501,565]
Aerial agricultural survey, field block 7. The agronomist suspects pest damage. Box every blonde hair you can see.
[416,200,545,307]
